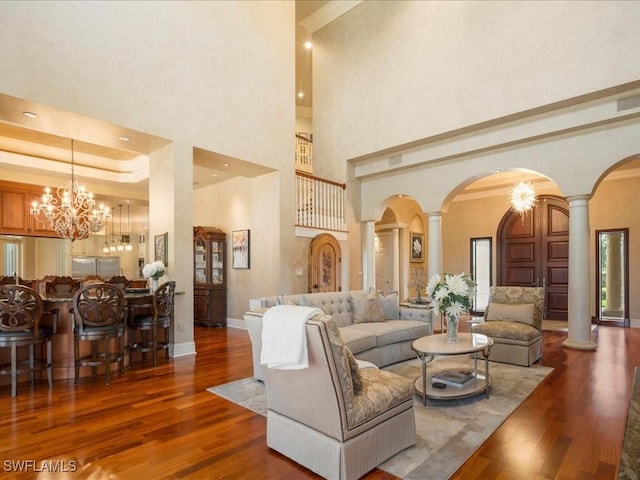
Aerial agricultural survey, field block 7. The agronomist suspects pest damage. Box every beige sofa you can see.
[244,289,432,381]
[263,312,416,480]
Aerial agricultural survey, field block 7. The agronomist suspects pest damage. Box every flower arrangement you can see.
[142,260,166,280]
[426,272,475,319]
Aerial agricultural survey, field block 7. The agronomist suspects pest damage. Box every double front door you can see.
[497,195,569,320]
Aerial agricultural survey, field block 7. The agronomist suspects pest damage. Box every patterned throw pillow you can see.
[349,290,386,323]
[486,302,535,326]
[344,346,363,394]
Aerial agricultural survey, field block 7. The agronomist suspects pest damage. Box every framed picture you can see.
[232,229,250,269]
[155,232,168,267]
[410,232,424,263]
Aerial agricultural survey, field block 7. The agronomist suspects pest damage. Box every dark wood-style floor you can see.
[1,322,638,479]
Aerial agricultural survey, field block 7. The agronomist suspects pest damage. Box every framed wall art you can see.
[410,231,424,263]
[154,232,168,266]
[232,229,250,269]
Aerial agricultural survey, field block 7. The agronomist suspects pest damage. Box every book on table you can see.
[431,369,475,388]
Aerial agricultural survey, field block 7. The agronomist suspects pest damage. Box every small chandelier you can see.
[509,180,537,217]
[30,139,111,241]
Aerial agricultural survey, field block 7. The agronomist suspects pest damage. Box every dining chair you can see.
[106,276,130,292]
[128,281,176,367]
[72,283,125,385]
[81,275,104,287]
[46,276,81,297]
[0,284,56,397]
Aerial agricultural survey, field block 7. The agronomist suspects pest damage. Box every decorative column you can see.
[427,212,443,333]
[392,227,400,292]
[362,220,376,291]
[427,212,443,278]
[564,196,597,350]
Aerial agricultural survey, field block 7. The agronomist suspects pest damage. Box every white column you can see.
[362,220,376,291]
[427,212,443,278]
[564,195,597,351]
[392,227,400,292]
[149,142,195,358]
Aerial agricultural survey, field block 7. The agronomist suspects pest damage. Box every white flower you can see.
[425,272,475,318]
[143,261,166,280]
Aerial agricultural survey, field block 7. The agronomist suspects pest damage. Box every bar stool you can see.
[0,285,56,397]
[72,283,125,385]
[128,281,176,367]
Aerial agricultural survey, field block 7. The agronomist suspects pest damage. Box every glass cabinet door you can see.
[211,240,224,285]
[195,237,207,283]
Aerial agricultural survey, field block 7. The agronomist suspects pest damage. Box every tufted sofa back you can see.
[249,291,368,328]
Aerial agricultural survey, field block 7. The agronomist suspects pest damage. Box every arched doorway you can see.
[308,234,342,293]
[497,195,569,320]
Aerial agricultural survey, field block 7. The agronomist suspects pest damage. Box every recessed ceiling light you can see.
[119,136,130,142]
[223,163,230,167]
[298,91,304,98]
[23,111,38,119]
[304,41,312,50]
[212,173,218,177]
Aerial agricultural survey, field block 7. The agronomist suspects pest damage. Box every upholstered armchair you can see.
[471,286,544,367]
[262,312,416,480]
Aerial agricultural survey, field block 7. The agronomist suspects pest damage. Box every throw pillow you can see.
[300,295,326,312]
[379,291,400,320]
[486,302,535,326]
[344,346,363,395]
[349,290,386,324]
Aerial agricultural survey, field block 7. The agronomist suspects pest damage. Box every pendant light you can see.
[124,202,133,252]
[117,205,124,252]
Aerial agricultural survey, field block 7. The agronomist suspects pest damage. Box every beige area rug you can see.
[208,357,553,480]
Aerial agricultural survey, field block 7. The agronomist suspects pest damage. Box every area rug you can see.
[208,357,552,479]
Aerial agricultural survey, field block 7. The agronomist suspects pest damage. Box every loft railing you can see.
[296,171,347,232]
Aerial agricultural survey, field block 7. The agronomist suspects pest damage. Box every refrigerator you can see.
[71,256,121,279]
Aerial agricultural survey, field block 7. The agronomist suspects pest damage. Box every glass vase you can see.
[149,277,159,292]
[446,314,459,343]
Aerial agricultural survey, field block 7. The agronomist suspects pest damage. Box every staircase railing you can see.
[296,171,347,232]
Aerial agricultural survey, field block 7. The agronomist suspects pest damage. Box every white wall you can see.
[0,1,295,342]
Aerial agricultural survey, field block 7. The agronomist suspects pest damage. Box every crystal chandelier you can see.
[30,139,111,241]
[509,180,537,217]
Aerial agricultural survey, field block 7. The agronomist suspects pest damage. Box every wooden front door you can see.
[497,195,569,320]
[309,234,341,293]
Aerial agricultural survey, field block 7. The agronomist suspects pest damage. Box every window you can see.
[470,237,492,314]
[3,242,19,276]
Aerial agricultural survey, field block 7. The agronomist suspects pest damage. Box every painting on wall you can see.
[232,229,250,269]
[155,232,168,267]
[410,232,424,263]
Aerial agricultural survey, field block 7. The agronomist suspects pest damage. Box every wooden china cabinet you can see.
[193,226,227,327]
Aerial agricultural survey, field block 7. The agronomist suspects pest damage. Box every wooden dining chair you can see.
[0,285,56,397]
[128,281,176,367]
[72,283,125,385]
[106,276,129,292]
[81,275,104,287]
[46,276,81,297]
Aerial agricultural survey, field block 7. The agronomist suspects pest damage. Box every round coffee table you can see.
[411,332,494,405]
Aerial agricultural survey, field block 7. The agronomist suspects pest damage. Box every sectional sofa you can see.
[244,289,433,381]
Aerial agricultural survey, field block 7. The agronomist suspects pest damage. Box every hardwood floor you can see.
[1,323,638,479]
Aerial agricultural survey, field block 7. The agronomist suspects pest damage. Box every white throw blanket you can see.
[260,305,322,370]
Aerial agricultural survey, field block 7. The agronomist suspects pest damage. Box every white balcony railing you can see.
[296,172,347,232]
[295,133,313,174]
